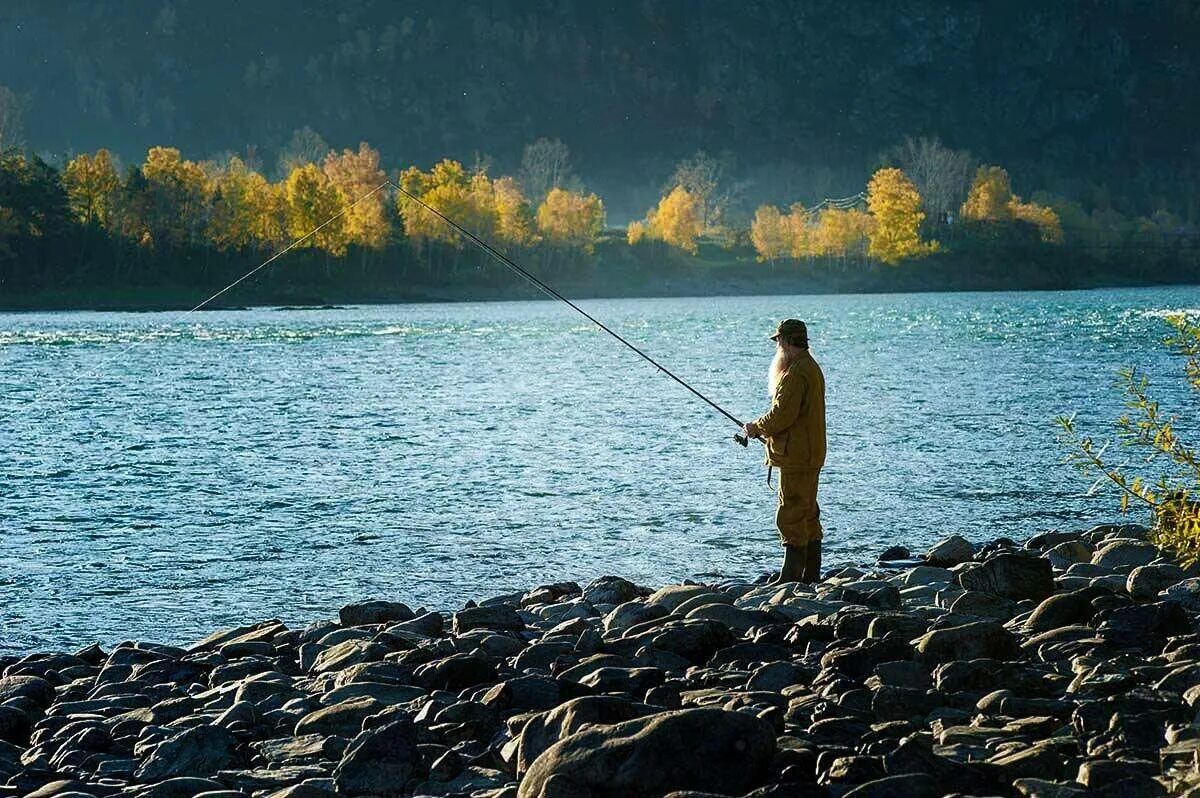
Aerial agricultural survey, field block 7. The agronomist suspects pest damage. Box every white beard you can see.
[769,348,791,397]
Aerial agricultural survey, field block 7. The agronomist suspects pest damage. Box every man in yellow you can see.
[742,319,827,584]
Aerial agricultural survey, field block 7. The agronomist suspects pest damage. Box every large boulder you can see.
[1024,589,1100,634]
[1126,564,1184,600]
[516,696,656,776]
[339,600,415,626]
[956,554,1054,601]
[135,725,238,781]
[333,719,418,796]
[451,605,524,635]
[583,576,648,606]
[1091,540,1160,570]
[926,535,975,566]
[913,621,1019,665]
[518,708,775,798]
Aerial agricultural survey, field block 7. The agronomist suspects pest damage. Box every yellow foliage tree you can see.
[396,160,501,249]
[284,163,348,256]
[647,186,702,254]
[140,146,211,248]
[208,157,284,251]
[961,165,1062,243]
[322,142,389,249]
[750,205,789,261]
[627,219,648,246]
[866,167,936,264]
[784,203,817,259]
[1009,197,1063,244]
[492,176,534,246]
[62,149,120,228]
[960,166,1014,221]
[812,207,872,257]
[536,187,605,253]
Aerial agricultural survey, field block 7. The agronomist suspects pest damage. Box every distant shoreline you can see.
[4,251,1200,314]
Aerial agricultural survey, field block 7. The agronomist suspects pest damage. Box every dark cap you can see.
[769,318,808,342]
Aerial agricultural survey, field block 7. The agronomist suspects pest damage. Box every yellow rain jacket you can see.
[754,350,826,469]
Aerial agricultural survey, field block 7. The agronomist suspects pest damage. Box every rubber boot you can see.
[802,539,822,584]
[771,543,807,584]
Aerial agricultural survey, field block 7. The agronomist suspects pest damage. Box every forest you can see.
[1,1,1200,307]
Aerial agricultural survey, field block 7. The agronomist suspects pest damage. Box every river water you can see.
[3,287,1199,653]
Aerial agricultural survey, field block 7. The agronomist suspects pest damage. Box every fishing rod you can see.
[389,180,753,448]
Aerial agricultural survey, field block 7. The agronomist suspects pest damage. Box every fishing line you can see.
[390,180,754,445]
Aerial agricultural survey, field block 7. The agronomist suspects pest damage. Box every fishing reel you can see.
[733,433,749,447]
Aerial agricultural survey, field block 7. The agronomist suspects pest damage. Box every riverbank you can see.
[3,524,1200,797]
[4,238,1199,312]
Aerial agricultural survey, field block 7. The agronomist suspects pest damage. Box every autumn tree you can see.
[750,205,790,261]
[492,176,534,246]
[645,186,702,254]
[322,142,389,249]
[63,149,121,228]
[785,204,816,259]
[397,159,502,249]
[207,157,283,251]
[960,166,1014,222]
[812,207,872,257]
[284,162,348,256]
[961,166,1063,243]
[665,150,735,232]
[891,136,975,223]
[866,167,936,264]
[535,187,604,253]
[626,220,648,246]
[138,146,212,249]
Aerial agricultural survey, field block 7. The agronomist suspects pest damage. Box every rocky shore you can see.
[5,524,1200,798]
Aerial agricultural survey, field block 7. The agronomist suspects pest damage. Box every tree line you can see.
[0,135,1196,301]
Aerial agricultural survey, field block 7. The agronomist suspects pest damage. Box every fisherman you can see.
[742,319,827,584]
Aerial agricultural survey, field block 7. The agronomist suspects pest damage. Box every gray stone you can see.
[949,590,1018,620]
[1025,590,1099,633]
[1091,540,1161,570]
[842,773,941,798]
[646,585,719,612]
[1163,578,1200,612]
[452,605,524,635]
[583,576,647,606]
[1128,564,1185,600]
[516,696,656,776]
[338,600,414,627]
[518,708,775,798]
[957,554,1054,601]
[135,725,238,781]
[913,620,1019,665]
[332,719,418,796]
[603,601,667,634]
[926,535,975,566]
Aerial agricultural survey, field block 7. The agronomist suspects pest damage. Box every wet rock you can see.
[1091,540,1160,570]
[878,545,911,562]
[1162,578,1200,612]
[926,535,975,566]
[1025,590,1100,633]
[646,585,719,613]
[518,708,775,798]
[1094,601,1192,646]
[332,719,418,796]
[516,696,656,776]
[414,653,497,691]
[913,620,1018,665]
[135,725,239,781]
[583,576,647,606]
[339,600,414,626]
[949,590,1018,620]
[0,675,55,708]
[1127,564,1185,600]
[843,773,941,797]
[957,554,1054,601]
[294,696,382,738]
[452,605,524,635]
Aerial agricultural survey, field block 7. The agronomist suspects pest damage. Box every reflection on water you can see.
[2,287,1199,652]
